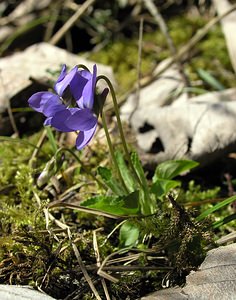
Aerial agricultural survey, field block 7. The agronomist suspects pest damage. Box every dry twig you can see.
[119,3,236,106]
[0,70,19,137]
[144,0,190,87]
[49,0,96,45]
[72,242,102,300]
[93,229,111,300]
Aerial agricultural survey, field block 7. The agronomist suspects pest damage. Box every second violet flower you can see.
[28,64,104,150]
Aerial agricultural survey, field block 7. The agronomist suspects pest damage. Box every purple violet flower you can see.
[28,64,103,150]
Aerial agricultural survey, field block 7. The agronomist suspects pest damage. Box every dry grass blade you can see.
[97,248,132,283]
[101,220,127,247]
[49,0,96,45]
[43,2,61,42]
[93,229,111,300]
[144,0,176,55]
[151,3,236,80]
[29,129,47,168]
[144,0,189,87]
[0,71,19,137]
[88,265,173,271]
[216,231,236,245]
[129,17,143,122]
[72,242,102,300]
[118,2,236,107]
[36,193,103,299]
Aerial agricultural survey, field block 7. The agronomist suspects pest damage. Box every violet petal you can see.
[70,71,90,108]
[65,108,97,131]
[28,92,65,117]
[28,91,51,112]
[50,109,75,132]
[44,117,52,126]
[76,123,97,150]
[54,65,77,96]
[56,64,67,83]
[81,64,97,109]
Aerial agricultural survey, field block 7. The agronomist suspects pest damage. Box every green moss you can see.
[0,133,49,261]
[183,180,220,204]
[90,41,142,93]
[89,13,234,95]
[1,9,235,298]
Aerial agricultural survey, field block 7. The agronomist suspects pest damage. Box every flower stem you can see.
[97,75,143,188]
[96,75,156,215]
[101,111,129,193]
[77,64,90,72]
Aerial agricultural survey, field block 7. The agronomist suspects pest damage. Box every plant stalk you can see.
[101,111,129,193]
[97,75,143,188]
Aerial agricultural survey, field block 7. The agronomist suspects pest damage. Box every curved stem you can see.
[77,64,90,72]
[101,112,129,193]
[97,75,143,187]
[97,76,129,156]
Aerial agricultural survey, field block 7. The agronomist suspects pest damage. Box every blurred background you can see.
[1,0,235,94]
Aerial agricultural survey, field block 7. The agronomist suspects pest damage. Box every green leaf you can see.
[197,68,225,91]
[212,213,236,229]
[131,152,147,186]
[150,179,181,199]
[45,127,58,153]
[196,195,236,222]
[131,152,154,210]
[119,221,139,247]
[81,190,140,216]
[98,166,125,196]
[115,150,137,192]
[153,160,199,182]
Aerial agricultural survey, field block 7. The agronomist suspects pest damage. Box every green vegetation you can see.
[89,14,235,94]
[0,131,235,298]
[1,6,236,300]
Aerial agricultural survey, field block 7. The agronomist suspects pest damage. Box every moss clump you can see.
[0,134,48,265]
[89,40,155,93]
[89,12,234,95]
[0,10,234,296]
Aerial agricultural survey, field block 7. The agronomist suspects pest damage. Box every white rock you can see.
[141,243,236,300]
[0,285,56,300]
[124,88,236,167]
[0,42,115,112]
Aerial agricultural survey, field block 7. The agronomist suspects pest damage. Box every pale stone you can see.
[0,42,115,112]
[0,285,56,300]
[141,243,236,300]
